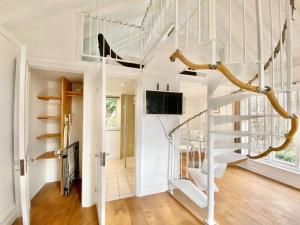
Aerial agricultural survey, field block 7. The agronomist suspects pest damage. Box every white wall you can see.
[71,83,83,178]
[28,71,48,198]
[137,72,180,196]
[0,33,19,225]
[16,12,80,61]
[45,79,61,183]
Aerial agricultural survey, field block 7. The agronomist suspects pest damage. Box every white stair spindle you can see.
[229,0,232,62]
[243,0,246,62]
[89,14,92,56]
[198,0,201,44]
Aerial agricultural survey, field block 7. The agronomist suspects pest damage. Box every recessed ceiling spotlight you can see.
[121,83,125,87]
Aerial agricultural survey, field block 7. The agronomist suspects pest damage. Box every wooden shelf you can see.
[36,115,60,120]
[36,133,61,140]
[36,151,57,160]
[37,96,61,101]
[65,91,83,97]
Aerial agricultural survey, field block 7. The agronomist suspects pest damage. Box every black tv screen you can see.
[146,90,183,115]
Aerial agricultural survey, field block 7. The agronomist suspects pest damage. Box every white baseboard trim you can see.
[0,204,19,225]
[239,160,300,189]
[138,180,168,197]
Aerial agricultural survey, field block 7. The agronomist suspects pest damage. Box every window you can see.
[106,97,120,130]
[240,91,300,170]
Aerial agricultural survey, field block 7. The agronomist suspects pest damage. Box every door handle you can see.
[95,152,110,166]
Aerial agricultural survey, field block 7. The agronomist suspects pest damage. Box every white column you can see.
[174,0,179,49]
[198,0,201,44]
[255,0,264,90]
[186,0,190,47]
[207,0,216,224]
[285,0,293,112]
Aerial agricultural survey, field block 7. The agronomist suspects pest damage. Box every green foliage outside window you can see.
[106,97,119,129]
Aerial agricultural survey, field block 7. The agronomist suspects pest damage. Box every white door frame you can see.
[104,65,142,197]
[26,57,99,207]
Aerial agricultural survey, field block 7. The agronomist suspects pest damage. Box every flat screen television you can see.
[146,90,183,115]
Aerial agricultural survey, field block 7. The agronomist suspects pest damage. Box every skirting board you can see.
[239,160,300,189]
[138,180,168,197]
[0,204,19,225]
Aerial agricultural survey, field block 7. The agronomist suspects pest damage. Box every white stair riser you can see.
[208,92,255,108]
[212,115,264,125]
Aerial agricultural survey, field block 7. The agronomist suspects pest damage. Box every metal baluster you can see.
[89,14,92,56]
[186,122,190,178]
[279,0,284,91]
[229,0,232,62]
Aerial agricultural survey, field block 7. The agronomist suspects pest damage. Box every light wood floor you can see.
[14,167,300,225]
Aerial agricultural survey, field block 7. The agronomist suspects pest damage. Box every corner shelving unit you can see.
[36,93,61,160]
[35,76,83,194]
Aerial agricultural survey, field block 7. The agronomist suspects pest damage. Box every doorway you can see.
[105,77,136,201]
[26,69,84,205]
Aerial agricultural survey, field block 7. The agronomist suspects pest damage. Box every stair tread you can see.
[214,148,234,156]
[212,115,264,125]
[215,152,248,164]
[214,142,251,149]
[172,179,207,208]
[211,130,250,136]
[188,168,219,192]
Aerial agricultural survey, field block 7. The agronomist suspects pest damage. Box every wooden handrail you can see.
[169,49,298,160]
[168,109,207,137]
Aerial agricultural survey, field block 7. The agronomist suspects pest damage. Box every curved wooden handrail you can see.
[169,109,207,137]
[169,49,298,160]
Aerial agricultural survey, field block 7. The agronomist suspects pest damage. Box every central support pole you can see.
[285,0,293,113]
[207,0,216,224]
[174,0,179,49]
[255,0,265,90]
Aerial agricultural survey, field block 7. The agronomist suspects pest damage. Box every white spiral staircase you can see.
[81,0,296,224]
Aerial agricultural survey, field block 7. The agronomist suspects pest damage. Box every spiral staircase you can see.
[81,0,297,224]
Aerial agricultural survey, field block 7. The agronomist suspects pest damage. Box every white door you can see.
[95,58,107,225]
[15,46,31,225]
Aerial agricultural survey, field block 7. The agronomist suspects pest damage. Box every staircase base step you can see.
[172,179,207,208]
[188,168,219,192]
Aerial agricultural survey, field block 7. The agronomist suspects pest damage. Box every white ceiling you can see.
[0,0,149,34]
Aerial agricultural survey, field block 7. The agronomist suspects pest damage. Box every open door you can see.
[95,58,108,225]
[15,46,31,225]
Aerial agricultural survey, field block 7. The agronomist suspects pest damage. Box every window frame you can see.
[240,91,300,172]
[105,96,121,131]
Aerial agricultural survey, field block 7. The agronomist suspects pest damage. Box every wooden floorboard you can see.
[13,167,300,225]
